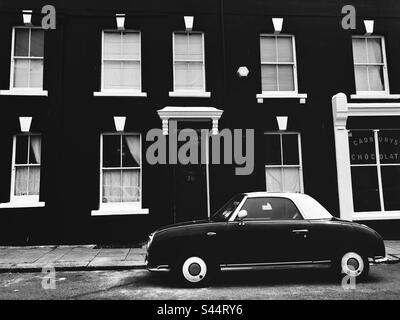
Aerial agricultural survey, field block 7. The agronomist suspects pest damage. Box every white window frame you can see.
[349,129,400,217]
[169,31,211,98]
[264,132,304,193]
[0,134,45,208]
[91,132,148,216]
[257,34,307,100]
[93,30,147,97]
[351,36,394,99]
[0,26,48,96]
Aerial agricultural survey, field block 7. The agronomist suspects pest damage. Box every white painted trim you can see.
[96,133,147,215]
[168,91,211,98]
[94,91,147,97]
[350,93,400,100]
[256,92,307,99]
[91,207,149,216]
[0,89,48,96]
[352,212,400,221]
[0,201,45,209]
[100,30,143,93]
[8,27,45,92]
[172,31,207,94]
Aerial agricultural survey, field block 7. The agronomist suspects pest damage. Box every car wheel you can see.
[337,251,369,280]
[177,256,214,287]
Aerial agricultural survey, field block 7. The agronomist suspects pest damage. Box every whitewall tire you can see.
[340,252,369,279]
[181,256,208,284]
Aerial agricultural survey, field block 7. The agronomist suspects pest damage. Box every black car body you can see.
[146,193,386,285]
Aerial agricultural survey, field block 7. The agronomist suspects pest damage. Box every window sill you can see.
[352,211,400,221]
[256,92,307,104]
[91,207,149,216]
[0,89,48,96]
[0,201,45,209]
[350,93,400,100]
[169,91,211,98]
[93,91,147,97]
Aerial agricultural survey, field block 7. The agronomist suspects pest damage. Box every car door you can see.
[219,197,313,265]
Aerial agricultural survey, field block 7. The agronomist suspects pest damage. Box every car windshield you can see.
[211,195,244,222]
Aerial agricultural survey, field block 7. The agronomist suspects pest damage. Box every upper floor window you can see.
[11,27,44,90]
[264,132,303,193]
[100,31,143,94]
[260,35,297,92]
[352,36,389,94]
[171,32,209,96]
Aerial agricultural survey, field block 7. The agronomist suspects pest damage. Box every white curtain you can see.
[261,65,278,91]
[352,38,367,64]
[277,65,294,91]
[354,66,369,91]
[277,37,293,63]
[266,167,301,193]
[367,38,383,64]
[30,136,41,164]
[103,170,122,203]
[260,36,276,62]
[124,135,140,165]
[368,66,384,91]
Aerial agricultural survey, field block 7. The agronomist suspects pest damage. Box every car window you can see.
[212,195,244,221]
[239,197,303,221]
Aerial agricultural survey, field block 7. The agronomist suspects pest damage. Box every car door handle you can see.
[206,232,217,237]
[292,229,309,234]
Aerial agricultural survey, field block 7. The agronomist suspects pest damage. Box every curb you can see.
[0,264,147,274]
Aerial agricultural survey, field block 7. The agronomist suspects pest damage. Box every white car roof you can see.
[243,192,333,220]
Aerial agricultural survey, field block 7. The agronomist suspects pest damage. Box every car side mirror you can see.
[237,210,248,225]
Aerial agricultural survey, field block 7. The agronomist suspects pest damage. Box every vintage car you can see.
[145,192,386,286]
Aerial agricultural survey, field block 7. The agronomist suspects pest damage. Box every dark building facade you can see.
[1,0,400,245]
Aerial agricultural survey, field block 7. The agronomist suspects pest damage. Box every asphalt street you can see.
[1,264,400,300]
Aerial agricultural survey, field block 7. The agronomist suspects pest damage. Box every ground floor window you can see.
[264,132,303,193]
[349,129,400,212]
[100,133,142,208]
[12,134,42,202]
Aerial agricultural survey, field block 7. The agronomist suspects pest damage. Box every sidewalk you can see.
[0,241,399,273]
[0,245,147,273]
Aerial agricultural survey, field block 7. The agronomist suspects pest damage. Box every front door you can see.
[174,121,209,223]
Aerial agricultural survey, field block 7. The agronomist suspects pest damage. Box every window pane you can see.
[122,32,140,60]
[28,166,40,195]
[13,59,29,88]
[104,32,121,60]
[102,170,121,203]
[174,62,204,91]
[368,66,384,91]
[277,65,294,91]
[260,36,276,62]
[352,38,367,64]
[103,135,121,167]
[264,134,281,165]
[29,136,41,164]
[14,29,29,57]
[349,130,376,165]
[29,60,43,88]
[381,166,400,211]
[378,130,400,164]
[277,37,293,63]
[15,167,28,196]
[122,135,140,167]
[261,65,278,91]
[15,136,28,164]
[282,134,299,165]
[354,66,369,91]
[188,33,203,60]
[367,38,383,64]
[104,61,140,90]
[241,197,302,220]
[122,169,140,202]
[30,29,44,57]
[266,168,282,192]
[174,33,188,60]
[282,167,301,193]
[351,166,381,212]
